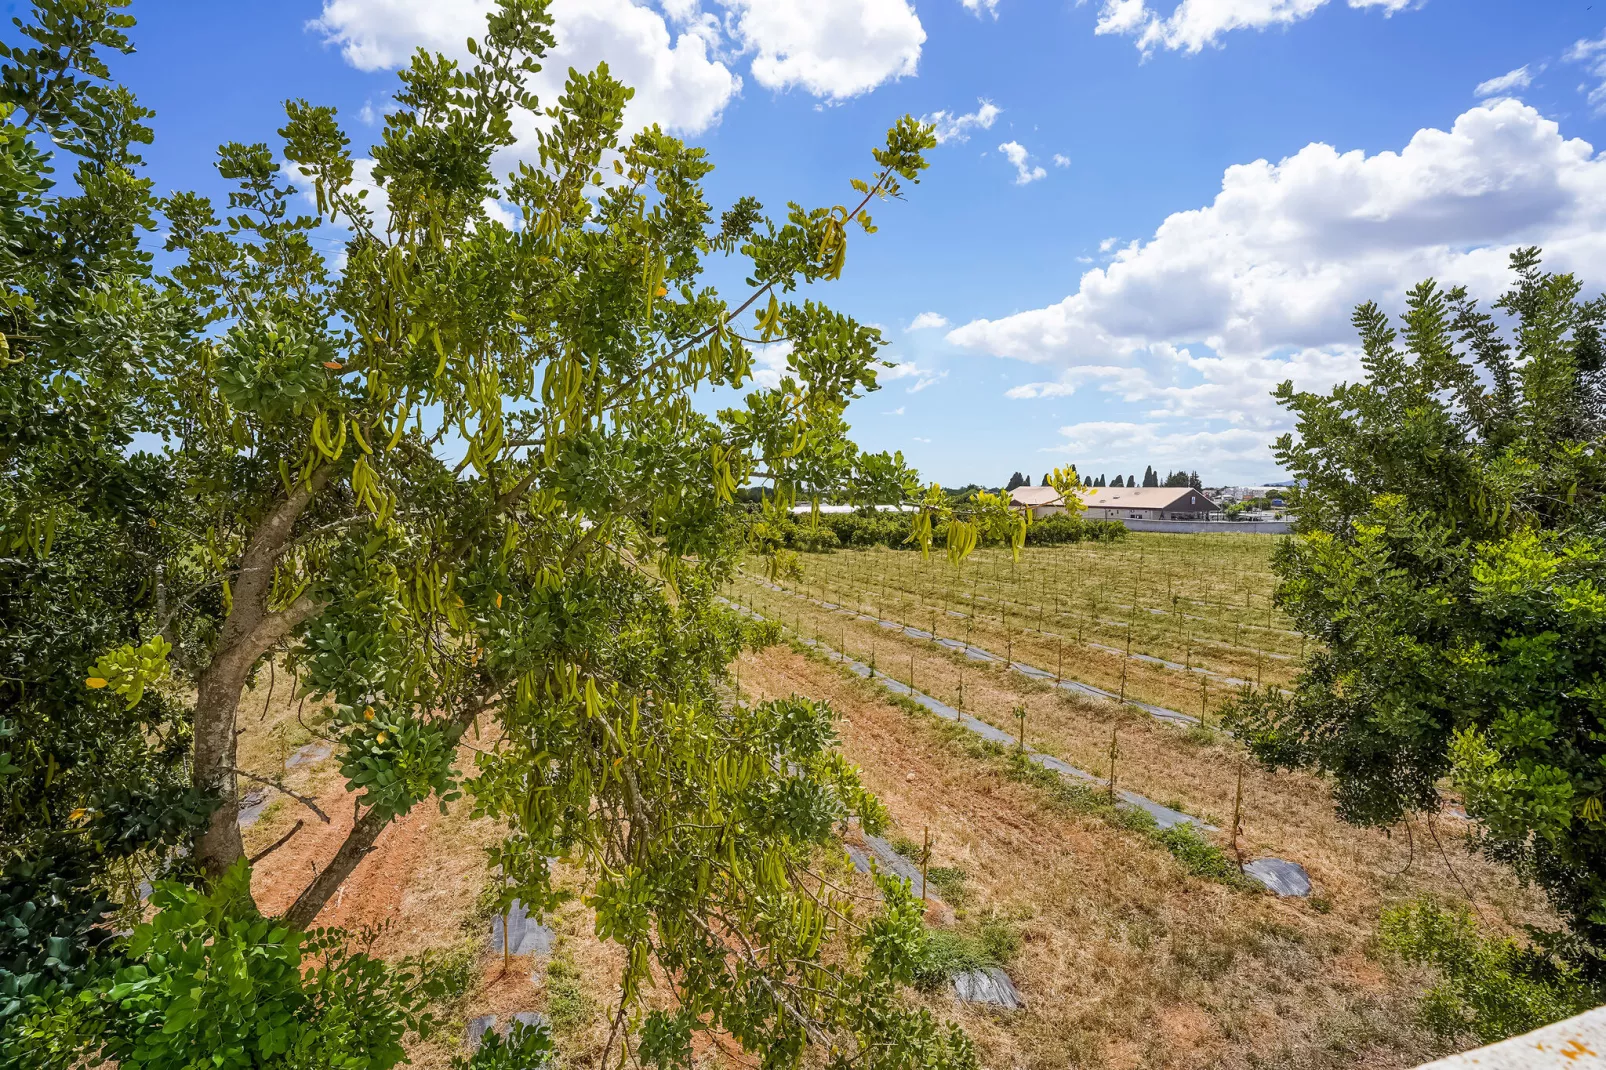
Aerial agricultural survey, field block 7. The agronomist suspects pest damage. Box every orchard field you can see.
[735,533,1302,724]
[220,530,1554,1069]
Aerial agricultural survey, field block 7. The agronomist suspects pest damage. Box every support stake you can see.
[921,826,931,905]
[1107,726,1119,801]
[1231,760,1246,873]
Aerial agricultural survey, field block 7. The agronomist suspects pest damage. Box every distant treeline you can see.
[751,510,1127,552]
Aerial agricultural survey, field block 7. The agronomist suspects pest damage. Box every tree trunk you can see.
[193,477,328,880]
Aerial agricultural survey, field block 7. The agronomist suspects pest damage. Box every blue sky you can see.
[64,0,1606,486]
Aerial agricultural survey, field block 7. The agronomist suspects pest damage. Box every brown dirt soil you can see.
[736,640,1517,1070]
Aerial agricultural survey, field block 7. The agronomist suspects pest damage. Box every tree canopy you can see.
[0,1,981,1066]
[1225,249,1606,970]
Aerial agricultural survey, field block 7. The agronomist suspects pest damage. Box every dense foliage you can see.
[1380,898,1599,1043]
[0,0,213,1030]
[749,509,1124,554]
[1226,249,1606,970]
[0,0,983,1065]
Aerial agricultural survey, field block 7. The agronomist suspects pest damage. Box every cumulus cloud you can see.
[312,0,928,141]
[921,99,1002,144]
[1095,0,1412,55]
[906,311,950,331]
[962,0,1000,18]
[1053,153,1071,168]
[311,0,739,137]
[881,360,947,392]
[953,100,1606,366]
[720,0,924,100]
[1475,65,1532,99]
[999,141,1047,185]
[952,99,1606,475]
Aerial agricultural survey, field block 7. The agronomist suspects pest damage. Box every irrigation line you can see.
[720,596,1209,832]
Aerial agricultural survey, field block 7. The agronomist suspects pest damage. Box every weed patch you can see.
[544,958,595,1035]
[1155,824,1252,887]
[911,913,1023,992]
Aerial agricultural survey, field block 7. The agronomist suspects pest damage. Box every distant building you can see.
[1076,486,1220,521]
[1008,485,1067,518]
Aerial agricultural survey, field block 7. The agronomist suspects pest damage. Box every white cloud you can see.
[749,341,795,389]
[906,311,950,331]
[311,0,739,137]
[1098,236,1118,252]
[1568,31,1606,113]
[1096,0,1412,55]
[913,436,932,443]
[999,141,1047,185]
[962,0,1000,18]
[952,99,1606,477]
[1475,65,1532,99]
[953,100,1606,367]
[1045,422,1278,470]
[881,360,947,392]
[1053,153,1071,168]
[884,405,906,415]
[920,99,1001,144]
[719,0,924,100]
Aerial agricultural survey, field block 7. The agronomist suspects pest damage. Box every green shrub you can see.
[910,931,992,991]
[748,508,1126,556]
[1024,515,1127,545]
[1380,898,1601,1044]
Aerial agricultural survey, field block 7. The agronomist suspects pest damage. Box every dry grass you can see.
[758,538,1304,697]
[225,542,1545,1070]
[737,641,1528,1069]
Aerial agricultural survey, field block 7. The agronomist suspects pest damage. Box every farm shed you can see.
[1076,486,1220,521]
[1007,485,1068,518]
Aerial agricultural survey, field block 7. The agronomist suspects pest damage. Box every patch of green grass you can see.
[1155,823,1252,887]
[888,835,924,861]
[429,937,482,1006]
[925,866,968,908]
[544,958,595,1035]
[910,913,1022,992]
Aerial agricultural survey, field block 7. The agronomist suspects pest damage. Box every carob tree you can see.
[2,1,978,1066]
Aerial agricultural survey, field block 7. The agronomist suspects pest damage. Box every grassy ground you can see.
[766,536,1302,678]
[222,528,1544,1069]
[736,639,1540,1069]
[740,535,1302,721]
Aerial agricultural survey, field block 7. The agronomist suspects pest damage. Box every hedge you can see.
[752,511,1125,553]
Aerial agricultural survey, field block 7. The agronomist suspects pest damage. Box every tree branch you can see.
[280,684,500,930]
[230,767,331,823]
[249,820,306,865]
